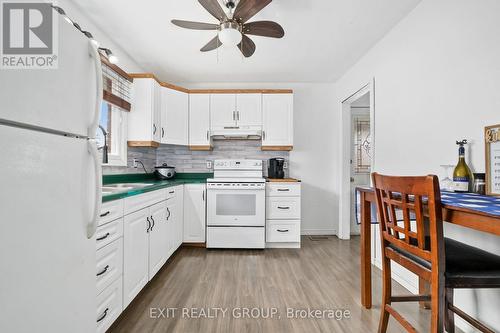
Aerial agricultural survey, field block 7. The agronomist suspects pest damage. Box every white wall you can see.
[181,82,338,235]
[334,0,500,331]
[62,0,144,73]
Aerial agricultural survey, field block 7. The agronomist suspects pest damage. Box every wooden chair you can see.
[372,173,500,333]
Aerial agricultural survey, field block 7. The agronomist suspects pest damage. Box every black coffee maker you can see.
[268,158,285,179]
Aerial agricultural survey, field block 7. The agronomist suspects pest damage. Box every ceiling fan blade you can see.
[233,0,272,23]
[243,21,284,38]
[198,0,227,22]
[171,19,219,30]
[237,35,256,58]
[200,36,222,52]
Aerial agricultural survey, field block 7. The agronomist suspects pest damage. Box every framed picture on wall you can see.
[485,124,500,196]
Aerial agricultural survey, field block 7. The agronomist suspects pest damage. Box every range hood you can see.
[210,128,262,140]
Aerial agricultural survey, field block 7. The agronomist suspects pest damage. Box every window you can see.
[96,54,133,166]
[97,101,127,166]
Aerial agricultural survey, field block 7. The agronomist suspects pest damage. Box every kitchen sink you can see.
[101,183,155,195]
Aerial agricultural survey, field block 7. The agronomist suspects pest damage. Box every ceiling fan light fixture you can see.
[218,22,242,46]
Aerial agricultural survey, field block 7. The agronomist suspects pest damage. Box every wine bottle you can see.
[452,139,473,192]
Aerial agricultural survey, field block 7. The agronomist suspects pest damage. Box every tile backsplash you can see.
[103,140,289,176]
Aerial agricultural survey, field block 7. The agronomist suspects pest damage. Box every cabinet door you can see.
[189,94,210,146]
[183,184,206,243]
[129,78,154,142]
[172,185,184,250]
[236,94,262,129]
[210,94,236,129]
[262,94,294,147]
[123,208,149,308]
[162,88,188,145]
[148,201,168,279]
[152,81,162,143]
[165,198,175,259]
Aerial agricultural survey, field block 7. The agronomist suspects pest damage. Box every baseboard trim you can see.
[301,229,337,236]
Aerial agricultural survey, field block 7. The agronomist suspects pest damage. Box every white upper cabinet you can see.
[161,88,188,145]
[189,94,211,147]
[262,94,294,148]
[129,78,162,144]
[210,94,237,129]
[236,94,262,129]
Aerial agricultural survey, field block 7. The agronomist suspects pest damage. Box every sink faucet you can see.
[98,125,109,164]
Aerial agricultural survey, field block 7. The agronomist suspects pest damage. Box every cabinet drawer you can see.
[99,200,124,226]
[96,277,123,333]
[166,186,178,200]
[266,220,301,243]
[266,197,301,219]
[96,238,123,295]
[124,189,166,215]
[266,183,301,197]
[96,218,123,250]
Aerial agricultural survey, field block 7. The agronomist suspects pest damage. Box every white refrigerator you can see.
[0,13,103,333]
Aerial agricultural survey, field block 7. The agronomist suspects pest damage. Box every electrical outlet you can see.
[283,161,289,169]
[206,160,212,169]
[132,158,138,168]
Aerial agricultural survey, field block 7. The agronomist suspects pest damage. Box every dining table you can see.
[356,187,500,309]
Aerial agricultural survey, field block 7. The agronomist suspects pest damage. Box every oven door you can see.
[207,187,265,226]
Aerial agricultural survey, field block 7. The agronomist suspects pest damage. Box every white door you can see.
[183,184,206,243]
[173,186,185,249]
[165,198,175,258]
[0,126,96,333]
[162,89,188,145]
[236,94,262,129]
[123,208,149,307]
[0,14,101,137]
[152,81,162,143]
[148,201,168,279]
[262,94,293,146]
[189,94,210,146]
[350,110,371,235]
[210,94,236,129]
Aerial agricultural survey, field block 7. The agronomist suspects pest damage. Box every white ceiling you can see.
[72,0,421,83]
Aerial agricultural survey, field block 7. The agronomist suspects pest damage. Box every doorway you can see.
[338,80,375,239]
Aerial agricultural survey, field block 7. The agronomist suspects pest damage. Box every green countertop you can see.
[102,173,212,203]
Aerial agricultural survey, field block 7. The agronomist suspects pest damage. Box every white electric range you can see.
[206,159,266,249]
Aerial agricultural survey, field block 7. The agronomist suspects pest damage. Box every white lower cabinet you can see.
[148,201,168,279]
[265,183,301,248]
[123,208,150,308]
[96,277,123,333]
[96,238,123,295]
[183,184,206,243]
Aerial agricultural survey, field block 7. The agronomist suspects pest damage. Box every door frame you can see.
[338,78,375,240]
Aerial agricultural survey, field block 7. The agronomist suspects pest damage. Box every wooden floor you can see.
[109,236,431,333]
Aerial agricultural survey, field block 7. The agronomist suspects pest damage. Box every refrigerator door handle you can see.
[87,139,102,239]
[88,41,103,138]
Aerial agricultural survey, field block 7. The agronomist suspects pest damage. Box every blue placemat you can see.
[440,191,500,217]
[355,189,500,225]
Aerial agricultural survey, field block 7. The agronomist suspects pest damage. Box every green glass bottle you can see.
[452,139,473,192]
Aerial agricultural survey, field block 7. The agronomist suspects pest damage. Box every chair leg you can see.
[445,288,455,333]
[430,273,445,333]
[378,256,392,333]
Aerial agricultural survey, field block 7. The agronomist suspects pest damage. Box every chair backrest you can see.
[371,173,445,269]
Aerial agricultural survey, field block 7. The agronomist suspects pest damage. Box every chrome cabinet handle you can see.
[206,130,209,140]
[237,111,240,121]
[96,265,109,277]
[202,190,205,201]
[96,233,110,241]
[169,190,175,194]
[166,207,171,220]
[277,229,289,233]
[97,308,109,323]
[153,124,157,134]
[146,217,151,232]
[277,206,290,210]
[150,216,155,231]
[262,131,266,140]
[162,127,165,138]
[100,211,110,217]
[277,188,289,192]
